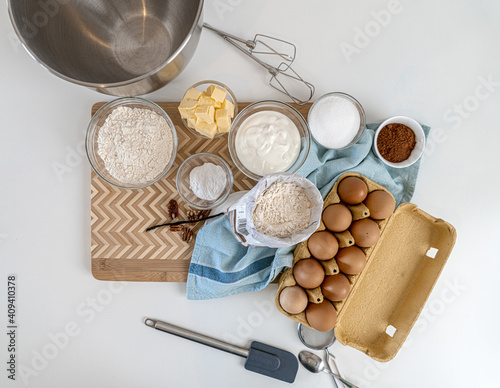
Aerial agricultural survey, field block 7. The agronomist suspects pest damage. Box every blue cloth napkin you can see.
[186,123,430,300]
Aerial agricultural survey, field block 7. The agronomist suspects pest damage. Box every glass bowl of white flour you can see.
[176,153,233,210]
[86,97,177,189]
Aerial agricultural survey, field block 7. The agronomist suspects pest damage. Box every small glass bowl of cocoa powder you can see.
[373,116,425,168]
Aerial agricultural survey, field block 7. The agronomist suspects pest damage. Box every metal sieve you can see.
[298,324,346,388]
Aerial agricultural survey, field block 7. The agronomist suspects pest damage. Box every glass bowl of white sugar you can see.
[176,153,234,210]
[86,97,178,190]
[307,92,366,150]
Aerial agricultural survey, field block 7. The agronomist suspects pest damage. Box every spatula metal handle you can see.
[145,318,249,358]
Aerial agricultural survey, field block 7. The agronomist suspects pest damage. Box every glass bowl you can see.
[307,92,366,150]
[228,100,311,181]
[85,97,178,189]
[180,80,238,139]
[176,153,234,210]
[373,116,426,168]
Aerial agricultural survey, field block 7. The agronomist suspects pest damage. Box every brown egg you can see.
[364,190,396,220]
[350,218,380,248]
[335,246,367,275]
[305,300,338,332]
[279,286,309,314]
[307,231,339,260]
[322,204,352,232]
[321,273,351,302]
[337,176,368,205]
[293,259,325,289]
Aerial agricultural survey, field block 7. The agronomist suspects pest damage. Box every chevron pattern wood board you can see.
[90,101,311,282]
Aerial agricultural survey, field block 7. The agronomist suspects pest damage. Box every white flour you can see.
[189,162,227,201]
[252,181,313,238]
[97,106,174,184]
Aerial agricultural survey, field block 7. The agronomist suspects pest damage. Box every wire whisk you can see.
[203,23,315,105]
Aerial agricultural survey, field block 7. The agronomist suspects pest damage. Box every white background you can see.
[1,0,499,387]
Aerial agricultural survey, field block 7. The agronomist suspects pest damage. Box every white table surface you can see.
[1,0,499,387]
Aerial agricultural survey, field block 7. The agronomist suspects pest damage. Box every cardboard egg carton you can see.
[275,172,457,361]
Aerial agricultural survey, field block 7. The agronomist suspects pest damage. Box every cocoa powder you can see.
[377,123,416,163]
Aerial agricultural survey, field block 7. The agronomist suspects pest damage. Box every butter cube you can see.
[180,107,196,120]
[198,95,221,109]
[179,98,198,109]
[195,120,218,139]
[187,116,197,129]
[183,87,202,101]
[195,105,215,124]
[206,85,227,103]
[221,99,235,118]
[215,109,232,133]
[178,99,198,119]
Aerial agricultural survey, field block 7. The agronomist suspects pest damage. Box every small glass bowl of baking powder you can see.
[86,97,178,189]
[307,92,366,150]
[176,153,234,210]
[373,116,426,168]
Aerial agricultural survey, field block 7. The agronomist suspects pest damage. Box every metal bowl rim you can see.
[7,0,204,89]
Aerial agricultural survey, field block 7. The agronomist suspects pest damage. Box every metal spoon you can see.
[298,351,359,388]
[297,323,345,387]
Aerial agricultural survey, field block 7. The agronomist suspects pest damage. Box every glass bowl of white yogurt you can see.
[228,100,311,181]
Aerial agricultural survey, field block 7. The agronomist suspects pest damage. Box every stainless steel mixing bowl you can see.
[8,0,204,96]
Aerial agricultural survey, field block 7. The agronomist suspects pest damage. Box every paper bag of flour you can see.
[227,173,323,248]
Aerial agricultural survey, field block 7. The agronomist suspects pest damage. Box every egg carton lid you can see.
[335,202,457,362]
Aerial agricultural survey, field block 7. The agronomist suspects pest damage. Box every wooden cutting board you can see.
[91,101,311,282]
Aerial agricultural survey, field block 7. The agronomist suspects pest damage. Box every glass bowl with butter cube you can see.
[178,80,238,139]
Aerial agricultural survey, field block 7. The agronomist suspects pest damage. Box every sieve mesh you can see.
[297,324,336,350]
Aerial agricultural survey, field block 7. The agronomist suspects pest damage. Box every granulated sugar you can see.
[308,94,361,149]
[252,182,313,238]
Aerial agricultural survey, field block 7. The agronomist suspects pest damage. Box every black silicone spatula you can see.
[145,318,298,383]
